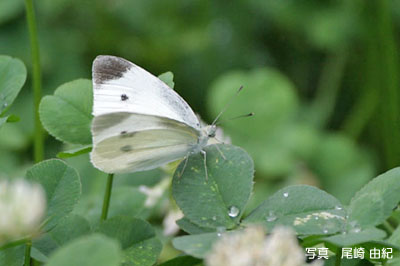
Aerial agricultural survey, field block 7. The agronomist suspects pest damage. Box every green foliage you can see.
[0,0,24,25]
[39,79,93,144]
[26,159,82,230]
[172,232,220,259]
[96,216,162,266]
[158,255,201,266]
[347,167,400,229]
[0,116,7,128]
[172,144,254,230]
[208,68,298,141]
[158,72,175,89]
[56,145,92,159]
[176,217,214,235]
[0,245,25,266]
[322,228,386,247]
[243,185,346,235]
[388,227,400,246]
[74,187,146,227]
[172,160,400,261]
[45,234,122,266]
[33,214,91,261]
[310,135,375,204]
[0,55,26,126]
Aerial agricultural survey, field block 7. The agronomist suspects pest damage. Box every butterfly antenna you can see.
[211,85,243,126]
[215,112,255,126]
[229,112,255,120]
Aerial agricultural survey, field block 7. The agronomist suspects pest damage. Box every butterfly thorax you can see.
[192,124,216,154]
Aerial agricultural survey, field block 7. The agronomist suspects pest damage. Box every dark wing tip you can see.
[92,55,133,84]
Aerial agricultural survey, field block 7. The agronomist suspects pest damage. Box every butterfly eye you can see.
[121,94,129,101]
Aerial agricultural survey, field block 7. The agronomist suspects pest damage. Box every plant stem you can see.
[24,240,32,266]
[309,50,347,128]
[24,0,44,163]
[101,173,114,220]
[383,220,395,234]
[335,247,342,266]
[0,237,29,251]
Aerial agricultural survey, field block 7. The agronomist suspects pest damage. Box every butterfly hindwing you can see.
[90,112,199,173]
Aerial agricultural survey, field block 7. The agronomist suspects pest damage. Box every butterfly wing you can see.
[92,55,200,129]
[90,112,199,173]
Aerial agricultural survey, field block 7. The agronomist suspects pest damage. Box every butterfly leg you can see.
[201,150,208,180]
[214,144,226,160]
[178,154,190,179]
[214,137,225,145]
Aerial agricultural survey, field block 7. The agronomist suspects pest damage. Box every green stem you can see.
[309,50,347,128]
[0,237,30,251]
[383,220,395,234]
[24,0,44,163]
[335,247,342,266]
[101,173,114,220]
[24,240,32,266]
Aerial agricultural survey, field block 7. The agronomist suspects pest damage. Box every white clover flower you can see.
[206,226,322,266]
[162,208,183,236]
[0,179,46,244]
[139,178,170,208]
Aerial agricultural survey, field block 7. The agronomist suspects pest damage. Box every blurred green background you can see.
[1,0,400,222]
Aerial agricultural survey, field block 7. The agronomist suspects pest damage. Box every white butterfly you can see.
[90,55,218,175]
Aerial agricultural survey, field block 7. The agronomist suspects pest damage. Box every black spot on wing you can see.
[93,55,132,84]
[120,145,133,152]
[121,94,129,101]
[120,131,136,138]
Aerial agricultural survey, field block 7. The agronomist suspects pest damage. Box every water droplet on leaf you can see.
[228,206,239,218]
[349,221,361,233]
[283,192,289,198]
[323,229,328,234]
[335,206,343,210]
[216,226,226,237]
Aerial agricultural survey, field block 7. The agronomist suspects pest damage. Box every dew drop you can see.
[228,206,239,218]
[314,216,319,220]
[283,192,289,198]
[216,226,226,237]
[349,221,361,233]
[266,211,277,222]
[335,206,343,210]
[3,102,8,108]
[323,229,328,234]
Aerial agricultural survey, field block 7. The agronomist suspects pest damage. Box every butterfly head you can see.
[205,124,217,138]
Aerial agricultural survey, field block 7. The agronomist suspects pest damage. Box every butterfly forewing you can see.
[92,55,200,129]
